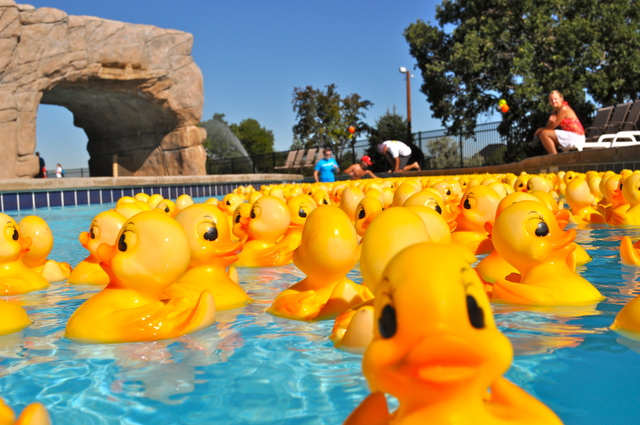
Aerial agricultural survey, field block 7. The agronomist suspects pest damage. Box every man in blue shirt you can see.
[313,148,339,182]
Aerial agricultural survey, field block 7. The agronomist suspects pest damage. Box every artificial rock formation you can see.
[0,0,207,178]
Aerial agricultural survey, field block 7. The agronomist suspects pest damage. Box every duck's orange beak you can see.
[78,231,90,248]
[96,242,117,266]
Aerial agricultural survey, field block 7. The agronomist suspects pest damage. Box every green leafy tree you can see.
[292,84,372,160]
[229,118,275,157]
[426,137,483,169]
[404,0,640,161]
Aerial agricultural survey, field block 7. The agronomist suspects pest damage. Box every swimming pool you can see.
[2,201,640,424]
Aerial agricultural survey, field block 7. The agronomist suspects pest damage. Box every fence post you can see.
[458,133,464,168]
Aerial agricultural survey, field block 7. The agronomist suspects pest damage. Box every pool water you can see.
[2,202,640,424]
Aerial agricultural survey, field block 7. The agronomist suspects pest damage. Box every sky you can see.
[32,0,445,169]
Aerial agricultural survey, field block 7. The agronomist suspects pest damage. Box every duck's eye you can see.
[463,199,471,209]
[323,199,328,205]
[358,207,365,219]
[535,221,549,237]
[12,229,19,241]
[620,183,624,190]
[445,189,451,195]
[118,233,127,251]
[378,304,397,339]
[90,227,96,239]
[204,226,218,241]
[298,208,307,218]
[234,213,241,223]
[435,204,442,214]
[519,183,524,187]
[250,209,256,219]
[164,206,170,213]
[226,200,231,205]
[466,295,485,329]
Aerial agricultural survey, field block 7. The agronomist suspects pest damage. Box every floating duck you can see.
[564,177,605,225]
[231,202,252,244]
[619,236,640,266]
[155,198,178,217]
[114,200,152,219]
[343,243,563,425]
[68,211,127,285]
[354,197,385,239]
[0,399,50,425]
[18,215,71,283]
[490,201,604,306]
[451,185,501,255]
[611,295,640,341]
[163,204,250,311]
[610,173,640,225]
[277,194,318,253]
[339,186,365,223]
[147,193,165,209]
[0,213,49,295]
[268,206,371,322]
[0,300,31,336]
[175,194,195,212]
[65,210,216,343]
[233,196,294,267]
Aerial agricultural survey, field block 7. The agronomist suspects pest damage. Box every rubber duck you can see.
[134,192,150,203]
[564,177,605,225]
[0,399,50,425]
[233,196,294,267]
[176,194,195,212]
[610,173,640,225]
[390,182,420,207]
[147,193,165,209]
[490,201,604,306]
[277,194,318,253]
[611,295,640,341]
[18,215,71,283]
[451,185,501,255]
[512,174,531,192]
[619,236,640,266]
[162,204,250,311]
[354,197,385,238]
[155,198,178,217]
[268,206,371,321]
[0,213,49,295]
[65,210,216,343]
[344,243,563,425]
[68,211,127,285]
[598,173,628,222]
[231,203,252,244]
[114,200,152,219]
[0,300,31,335]
[339,186,365,223]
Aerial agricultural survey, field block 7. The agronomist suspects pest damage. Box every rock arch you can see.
[0,0,207,178]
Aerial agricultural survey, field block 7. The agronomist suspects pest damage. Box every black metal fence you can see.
[50,122,511,178]
[206,121,512,176]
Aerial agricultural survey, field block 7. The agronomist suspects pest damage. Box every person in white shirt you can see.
[55,163,63,178]
[377,140,421,172]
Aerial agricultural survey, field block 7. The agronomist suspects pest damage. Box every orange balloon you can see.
[501,104,510,113]
[348,125,356,134]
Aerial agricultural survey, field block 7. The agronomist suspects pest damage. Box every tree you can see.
[229,118,275,157]
[426,137,483,169]
[292,84,372,160]
[367,109,424,171]
[404,0,640,161]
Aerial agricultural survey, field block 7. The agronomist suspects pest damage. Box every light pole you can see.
[399,66,412,143]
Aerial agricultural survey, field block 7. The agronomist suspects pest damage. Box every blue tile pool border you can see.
[0,180,295,212]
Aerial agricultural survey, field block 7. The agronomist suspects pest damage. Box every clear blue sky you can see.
[33,0,445,169]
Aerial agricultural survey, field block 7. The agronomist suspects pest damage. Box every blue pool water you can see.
[2,202,640,424]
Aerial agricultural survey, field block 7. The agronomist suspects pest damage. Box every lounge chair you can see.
[301,148,318,168]
[581,106,614,149]
[606,100,640,147]
[274,149,302,170]
[289,149,306,170]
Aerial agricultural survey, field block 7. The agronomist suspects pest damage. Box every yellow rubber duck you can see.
[610,173,640,225]
[451,185,501,255]
[233,196,294,267]
[155,198,178,217]
[339,186,365,223]
[268,206,371,322]
[490,201,604,306]
[611,295,640,341]
[65,210,216,343]
[0,299,31,336]
[162,204,250,311]
[114,200,152,219]
[0,399,50,425]
[564,177,605,225]
[175,194,195,212]
[0,213,49,295]
[147,193,165,209]
[344,243,563,425]
[277,194,318,253]
[619,236,640,266]
[68,211,127,285]
[231,202,252,244]
[18,215,71,283]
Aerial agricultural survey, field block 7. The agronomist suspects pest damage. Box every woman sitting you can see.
[535,90,585,154]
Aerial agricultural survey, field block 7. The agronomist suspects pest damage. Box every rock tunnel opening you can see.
[40,81,180,177]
